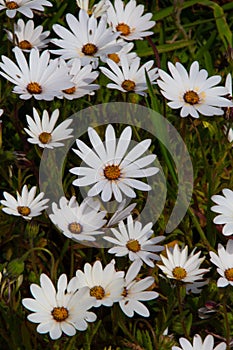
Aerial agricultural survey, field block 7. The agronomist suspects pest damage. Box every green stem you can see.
[176,283,189,339]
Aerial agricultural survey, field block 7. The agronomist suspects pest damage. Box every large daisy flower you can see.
[6,19,50,52]
[0,0,52,18]
[24,108,73,149]
[172,334,226,350]
[158,244,209,283]
[211,188,233,236]
[0,47,73,100]
[69,259,124,307]
[49,196,107,242]
[1,185,49,220]
[106,0,155,41]
[210,240,233,287]
[51,11,121,68]
[119,260,159,317]
[70,124,159,202]
[157,61,232,118]
[22,273,97,340]
[100,56,158,96]
[104,215,165,267]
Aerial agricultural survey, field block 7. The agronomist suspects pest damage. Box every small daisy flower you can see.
[51,11,121,68]
[106,199,136,228]
[22,273,97,340]
[119,260,158,317]
[0,47,73,101]
[172,334,226,350]
[158,244,209,283]
[106,0,155,41]
[69,259,124,307]
[211,188,233,236]
[70,124,159,202]
[76,0,109,18]
[104,215,164,267]
[1,184,49,220]
[101,40,137,66]
[210,240,233,287]
[100,55,158,96]
[0,0,52,18]
[49,196,106,242]
[6,19,50,52]
[157,61,232,118]
[24,108,73,149]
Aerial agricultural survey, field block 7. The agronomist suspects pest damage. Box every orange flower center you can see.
[183,90,199,105]
[108,53,120,64]
[68,222,83,234]
[172,266,187,280]
[27,82,42,94]
[82,43,98,56]
[39,132,52,144]
[17,206,31,216]
[121,79,136,92]
[63,86,76,94]
[116,23,131,36]
[90,285,105,299]
[225,268,233,281]
[51,307,69,322]
[6,1,19,9]
[18,40,32,50]
[126,239,141,252]
[104,164,121,180]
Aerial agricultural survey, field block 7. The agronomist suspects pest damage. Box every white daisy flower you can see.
[51,11,121,68]
[22,273,97,340]
[101,40,137,66]
[100,55,158,96]
[104,215,164,267]
[106,0,155,41]
[6,19,50,52]
[76,0,109,18]
[119,260,158,317]
[157,61,232,118]
[105,199,136,227]
[70,124,159,203]
[211,188,233,236]
[24,108,73,149]
[0,47,73,101]
[0,0,52,18]
[172,334,226,350]
[49,196,107,242]
[158,244,209,283]
[61,58,99,100]
[69,259,124,307]
[210,240,233,287]
[1,184,49,220]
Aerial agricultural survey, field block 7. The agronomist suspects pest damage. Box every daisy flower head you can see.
[6,19,50,52]
[70,124,160,203]
[0,0,52,18]
[24,108,73,149]
[100,55,158,96]
[158,244,209,283]
[106,0,155,41]
[210,239,233,287]
[211,188,233,236]
[157,61,232,118]
[69,259,124,307]
[101,40,137,66]
[51,11,121,68]
[119,260,159,317]
[49,196,107,242]
[0,47,73,100]
[1,184,49,220]
[104,215,165,267]
[172,334,226,350]
[22,273,97,340]
[76,0,109,18]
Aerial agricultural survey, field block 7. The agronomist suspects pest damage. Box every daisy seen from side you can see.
[70,124,159,202]
[76,0,109,18]
[157,61,232,118]
[211,188,233,236]
[101,40,137,66]
[22,273,97,340]
[172,334,226,350]
[0,0,52,18]
[1,184,49,220]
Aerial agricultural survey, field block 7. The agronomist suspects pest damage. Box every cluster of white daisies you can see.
[0,0,233,348]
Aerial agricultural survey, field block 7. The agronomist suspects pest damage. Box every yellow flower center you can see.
[225,268,233,281]
[126,239,141,252]
[18,40,32,50]
[17,206,31,216]
[121,79,136,92]
[172,266,187,280]
[6,1,19,9]
[63,86,76,94]
[116,23,131,36]
[104,164,121,180]
[82,43,98,56]
[90,285,105,299]
[183,90,200,105]
[108,53,120,64]
[27,82,42,94]
[68,222,83,234]
[39,132,52,144]
[51,306,69,322]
